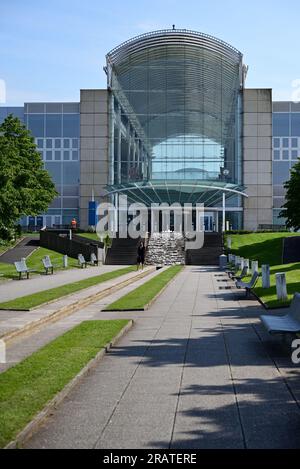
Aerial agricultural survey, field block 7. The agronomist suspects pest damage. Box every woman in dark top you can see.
[137,241,145,270]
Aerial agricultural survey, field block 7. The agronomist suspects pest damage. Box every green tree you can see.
[0,115,57,239]
[279,159,300,230]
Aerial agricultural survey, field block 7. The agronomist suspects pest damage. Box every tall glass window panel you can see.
[63,114,80,137]
[273,114,290,137]
[45,162,62,184]
[273,150,280,161]
[292,150,299,161]
[54,151,61,161]
[46,114,62,137]
[28,114,44,136]
[291,114,300,136]
[63,162,80,185]
[55,139,61,148]
[63,151,70,161]
[273,161,290,185]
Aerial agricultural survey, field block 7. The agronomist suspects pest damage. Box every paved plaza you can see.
[9,266,299,449]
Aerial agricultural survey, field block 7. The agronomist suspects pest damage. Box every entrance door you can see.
[203,214,214,232]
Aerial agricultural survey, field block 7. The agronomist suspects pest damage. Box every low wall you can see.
[40,230,103,260]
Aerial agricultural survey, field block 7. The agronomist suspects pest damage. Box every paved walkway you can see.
[0,264,130,302]
[6,266,300,449]
[0,266,159,342]
[0,236,39,264]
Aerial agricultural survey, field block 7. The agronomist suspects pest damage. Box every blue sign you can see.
[88,201,97,226]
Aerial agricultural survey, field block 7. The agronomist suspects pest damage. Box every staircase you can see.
[185,233,223,266]
[105,236,141,265]
[145,232,185,265]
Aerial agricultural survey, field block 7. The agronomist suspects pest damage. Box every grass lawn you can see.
[227,233,300,307]
[104,265,183,311]
[0,246,80,280]
[0,320,129,448]
[0,266,135,310]
[77,232,102,242]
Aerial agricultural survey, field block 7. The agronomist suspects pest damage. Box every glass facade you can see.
[106,30,246,222]
[272,102,300,225]
[0,103,80,227]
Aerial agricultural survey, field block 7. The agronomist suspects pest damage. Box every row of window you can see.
[273,149,299,161]
[273,137,300,149]
[273,113,300,137]
[40,150,79,162]
[26,113,80,138]
[36,138,79,150]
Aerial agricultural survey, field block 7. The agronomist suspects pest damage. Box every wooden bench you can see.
[260,293,300,335]
[235,271,260,298]
[42,255,54,275]
[14,260,35,280]
[78,254,87,268]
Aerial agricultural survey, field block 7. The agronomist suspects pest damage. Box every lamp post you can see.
[222,169,230,232]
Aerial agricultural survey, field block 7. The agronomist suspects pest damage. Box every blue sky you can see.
[1,0,300,105]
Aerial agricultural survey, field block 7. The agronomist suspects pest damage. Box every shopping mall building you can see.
[0,29,298,231]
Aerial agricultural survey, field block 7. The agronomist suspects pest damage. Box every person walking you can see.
[136,241,145,270]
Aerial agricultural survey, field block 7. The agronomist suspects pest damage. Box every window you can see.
[273,150,280,160]
[63,139,70,148]
[46,139,52,149]
[37,138,44,148]
[282,150,289,160]
[282,138,289,148]
[273,161,290,184]
[292,150,299,160]
[45,162,62,184]
[55,139,61,148]
[72,151,79,161]
[63,114,80,137]
[63,151,70,161]
[27,114,44,136]
[291,113,300,136]
[273,113,290,137]
[62,198,79,209]
[63,162,79,184]
[292,138,298,148]
[46,151,52,161]
[72,138,78,149]
[46,114,62,137]
[273,138,280,148]
[54,151,61,161]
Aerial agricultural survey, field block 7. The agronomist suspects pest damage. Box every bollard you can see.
[275,273,287,302]
[63,255,68,268]
[219,254,228,270]
[251,260,259,276]
[235,256,240,267]
[227,237,232,250]
[262,265,270,289]
[240,257,245,270]
[244,259,250,274]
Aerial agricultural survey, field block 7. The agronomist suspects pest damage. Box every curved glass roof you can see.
[106,29,245,146]
[105,180,248,207]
